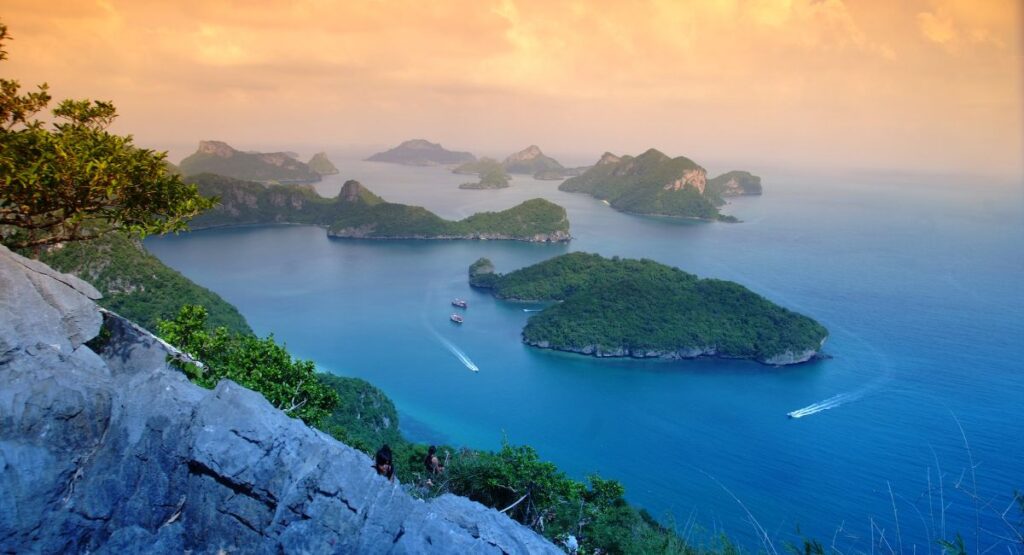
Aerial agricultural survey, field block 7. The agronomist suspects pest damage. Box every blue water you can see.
[147,160,1024,552]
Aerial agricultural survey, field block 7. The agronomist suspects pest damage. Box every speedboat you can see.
[450,313,464,324]
[451,299,468,309]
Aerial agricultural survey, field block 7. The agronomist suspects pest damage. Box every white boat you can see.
[450,313,464,324]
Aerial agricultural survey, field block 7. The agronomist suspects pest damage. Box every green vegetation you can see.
[456,157,512,189]
[316,373,403,453]
[37,231,250,334]
[0,23,213,249]
[158,305,337,426]
[179,140,320,183]
[559,149,735,221]
[307,151,340,175]
[189,174,569,241]
[470,252,828,363]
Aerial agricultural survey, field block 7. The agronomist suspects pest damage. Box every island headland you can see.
[469,252,827,365]
[179,140,322,184]
[189,174,570,242]
[558,149,763,221]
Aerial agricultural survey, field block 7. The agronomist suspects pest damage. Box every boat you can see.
[451,298,468,309]
[450,313,464,324]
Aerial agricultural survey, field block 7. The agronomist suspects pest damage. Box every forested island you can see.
[366,139,476,166]
[559,149,762,221]
[189,174,570,242]
[469,253,828,365]
[455,158,512,189]
[179,140,322,184]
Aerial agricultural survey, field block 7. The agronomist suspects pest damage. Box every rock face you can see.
[0,245,559,554]
[502,145,564,176]
[706,170,763,197]
[307,152,340,176]
[559,148,726,220]
[366,139,476,166]
[179,141,321,184]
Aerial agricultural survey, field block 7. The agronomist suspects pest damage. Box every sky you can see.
[4,0,1023,178]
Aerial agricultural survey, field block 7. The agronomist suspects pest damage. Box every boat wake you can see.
[522,308,542,312]
[787,390,864,419]
[432,330,480,372]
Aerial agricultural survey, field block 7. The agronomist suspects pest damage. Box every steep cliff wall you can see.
[0,245,558,554]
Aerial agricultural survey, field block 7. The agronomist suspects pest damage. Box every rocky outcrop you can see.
[308,152,340,176]
[522,339,819,365]
[328,228,570,243]
[502,145,564,176]
[180,141,321,184]
[707,171,763,197]
[0,245,559,554]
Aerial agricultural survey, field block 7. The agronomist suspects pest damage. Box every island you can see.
[455,145,588,181]
[558,149,763,221]
[706,170,763,198]
[456,158,512,189]
[179,140,322,184]
[189,174,570,242]
[469,252,828,365]
[366,139,476,166]
[502,145,564,177]
[307,151,340,176]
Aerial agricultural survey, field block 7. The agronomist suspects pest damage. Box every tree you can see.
[0,22,214,249]
[157,305,339,427]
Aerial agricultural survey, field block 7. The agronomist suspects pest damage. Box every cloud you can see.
[0,0,1020,177]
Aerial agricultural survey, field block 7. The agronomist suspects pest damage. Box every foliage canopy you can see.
[158,305,338,426]
[0,22,213,249]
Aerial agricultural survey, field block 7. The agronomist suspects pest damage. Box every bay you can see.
[147,158,1024,550]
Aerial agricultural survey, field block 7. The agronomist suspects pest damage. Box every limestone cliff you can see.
[179,141,321,184]
[0,245,558,554]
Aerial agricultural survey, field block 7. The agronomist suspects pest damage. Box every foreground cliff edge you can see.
[0,245,559,554]
[470,253,828,365]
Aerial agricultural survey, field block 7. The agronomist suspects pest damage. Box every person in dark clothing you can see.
[423,445,444,485]
[374,444,394,482]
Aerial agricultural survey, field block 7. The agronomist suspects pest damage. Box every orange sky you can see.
[4,0,1022,177]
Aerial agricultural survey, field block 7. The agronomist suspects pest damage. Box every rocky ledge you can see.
[0,244,558,554]
[523,340,822,366]
[327,228,570,243]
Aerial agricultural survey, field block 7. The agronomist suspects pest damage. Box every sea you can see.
[146,156,1024,552]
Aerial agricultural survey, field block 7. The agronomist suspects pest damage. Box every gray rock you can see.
[0,245,559,554]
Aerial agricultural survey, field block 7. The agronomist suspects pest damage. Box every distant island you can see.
[189,174,570,242]
[503,145,564,177]
[706,170,762,197]
[307,152,340,176]
[469,252,827,365]
[558,149,762,221]
[366,139,476,166]
[454,145,588,182]
[456,158,511,189]
[179,141,322,184]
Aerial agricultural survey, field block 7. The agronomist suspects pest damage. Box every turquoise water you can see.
[147,160,1024,551]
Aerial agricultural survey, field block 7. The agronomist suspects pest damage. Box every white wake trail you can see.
[428,328,479,372]
[787,390,864,419]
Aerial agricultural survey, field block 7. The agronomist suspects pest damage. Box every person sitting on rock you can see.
[374,444,394,482]
[423,445,445,485]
